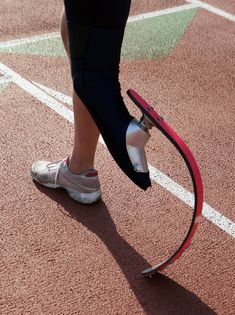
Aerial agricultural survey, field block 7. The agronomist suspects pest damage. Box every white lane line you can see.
[0,77,11,85]
[0,4,199,49]
[128,3,199,22]
[0,63,73,123]
[185,0,235,22]
[148,165,235,237]
[0,62,234,239]
[0,32,59,49]
[32,81,73,106]
[31,80,105,143]
[0,1,233,51]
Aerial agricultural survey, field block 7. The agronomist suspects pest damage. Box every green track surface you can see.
[0,8,197,60]
[122,8,197,60]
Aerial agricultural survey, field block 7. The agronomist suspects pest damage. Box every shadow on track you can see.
[36,184,216,315]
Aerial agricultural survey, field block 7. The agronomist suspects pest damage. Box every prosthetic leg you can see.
[64,0,151,190]
[127,89,203,276]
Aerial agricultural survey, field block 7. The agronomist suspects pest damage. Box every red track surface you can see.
[0,1,234,314]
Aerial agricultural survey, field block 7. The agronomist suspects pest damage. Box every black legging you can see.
[64,0,151,190]
[64,0,131,28]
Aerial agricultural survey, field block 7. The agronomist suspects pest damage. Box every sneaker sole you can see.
[31,172,101,204]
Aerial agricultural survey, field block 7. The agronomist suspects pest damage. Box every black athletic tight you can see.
[64,0,131,29]
[64,0,151,190]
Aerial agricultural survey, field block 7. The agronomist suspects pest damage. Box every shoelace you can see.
[46,159,65,187]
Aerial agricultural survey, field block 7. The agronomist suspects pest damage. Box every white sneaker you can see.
[31,158,101,204]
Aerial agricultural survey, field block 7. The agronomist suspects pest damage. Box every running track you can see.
[0,1,234,314]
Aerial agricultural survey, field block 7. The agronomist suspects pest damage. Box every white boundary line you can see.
[0,3,199,49]
[0,1,233,51]
[0,77,11,85]
[185,0,235,22]
[0,1,234,50]
[0,62,234,239]
[0,32,59,49]
[0,63,73,123]
[32,81,73,106]
[128,3,199,22]
[148,165,235,238]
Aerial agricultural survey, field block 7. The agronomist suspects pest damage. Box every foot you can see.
[31,157,101,204]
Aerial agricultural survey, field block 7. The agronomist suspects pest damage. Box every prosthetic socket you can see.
[64,3,151,190]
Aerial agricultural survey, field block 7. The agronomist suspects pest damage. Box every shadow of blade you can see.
[35,184,216,315]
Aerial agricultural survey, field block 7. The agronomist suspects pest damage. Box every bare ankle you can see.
[68,156,94,174]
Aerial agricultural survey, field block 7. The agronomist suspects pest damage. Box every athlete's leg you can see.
[64,0,151,190]
[61,8,100,174]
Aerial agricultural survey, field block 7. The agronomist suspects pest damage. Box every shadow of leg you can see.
[35,184,216,315]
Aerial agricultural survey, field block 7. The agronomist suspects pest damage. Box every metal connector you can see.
[139,114,154,131]
[126,118,150,173]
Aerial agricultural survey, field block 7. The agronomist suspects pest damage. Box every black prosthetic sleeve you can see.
[64,0,151,190]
